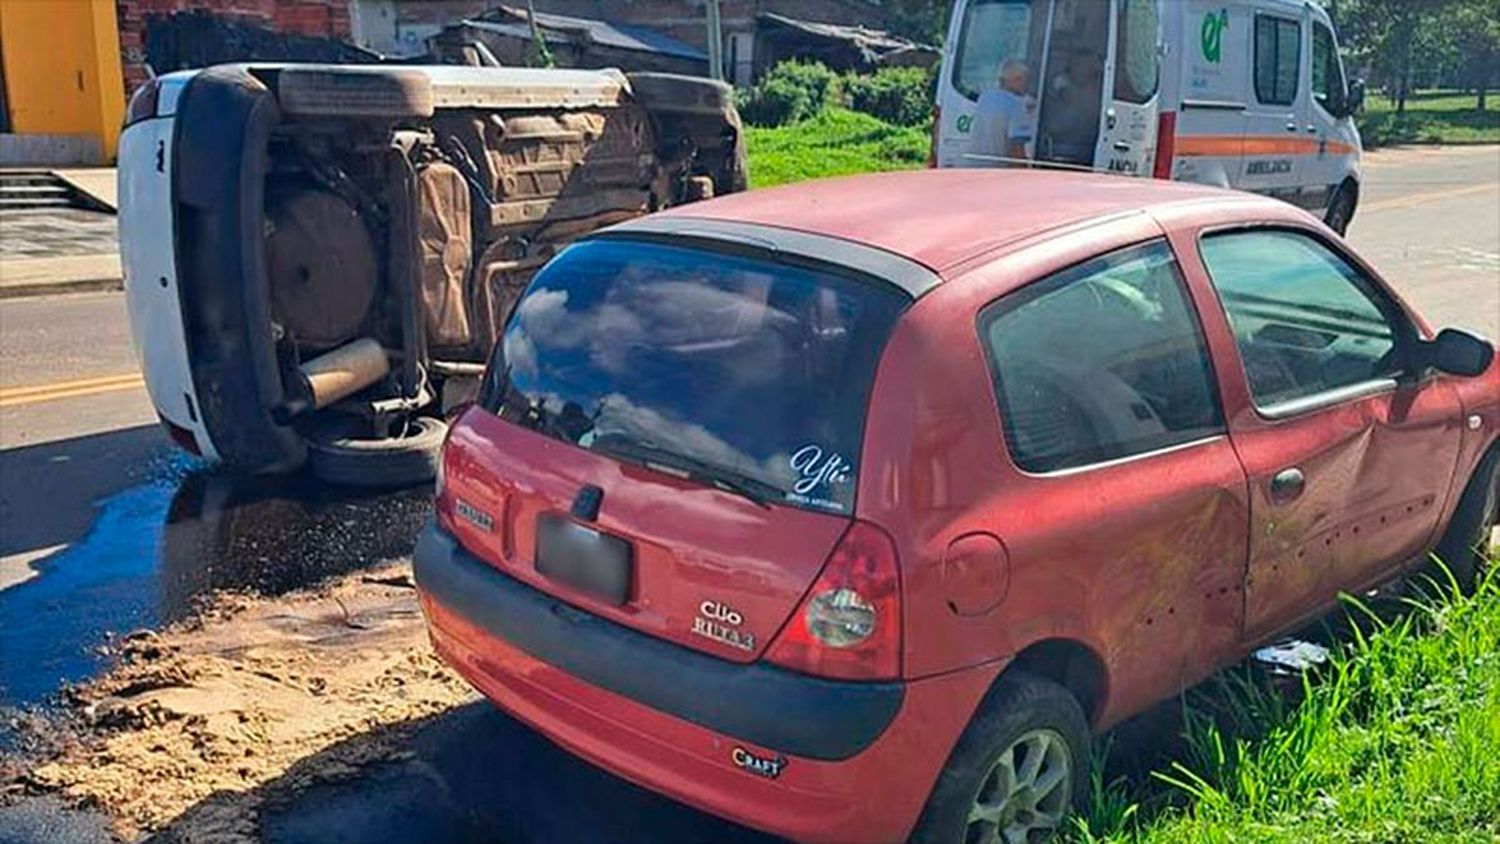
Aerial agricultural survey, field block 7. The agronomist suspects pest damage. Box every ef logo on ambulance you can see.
[1201,9,1229,64]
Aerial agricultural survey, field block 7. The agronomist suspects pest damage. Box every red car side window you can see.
[1200,229,1410,412]
[978,239,1225,473]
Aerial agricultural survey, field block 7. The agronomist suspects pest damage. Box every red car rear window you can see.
[480,238,908,514]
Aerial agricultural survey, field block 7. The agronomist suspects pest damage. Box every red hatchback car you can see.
[415,171,1499,843]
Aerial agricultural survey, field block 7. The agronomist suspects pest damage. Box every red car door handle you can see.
[1270,468,1306,501]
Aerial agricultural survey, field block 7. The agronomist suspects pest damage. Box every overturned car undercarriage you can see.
[165,64,746,485]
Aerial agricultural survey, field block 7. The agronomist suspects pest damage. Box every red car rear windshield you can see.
[480,238,908,514]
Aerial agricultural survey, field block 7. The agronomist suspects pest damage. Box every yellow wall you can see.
[0,0,126,160]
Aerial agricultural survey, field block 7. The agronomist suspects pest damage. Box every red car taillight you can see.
[1152,111,1177,180]
[434,433,508,553]
[433,443,457,532]
[765,519,902,680]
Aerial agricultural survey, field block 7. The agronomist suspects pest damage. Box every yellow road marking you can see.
[0,373,145,408]
[1362,182,1498,213]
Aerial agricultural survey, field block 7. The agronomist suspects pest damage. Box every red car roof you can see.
[654,169,1268,274]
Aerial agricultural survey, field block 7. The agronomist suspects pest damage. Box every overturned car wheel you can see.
[275,67,435,120]
[307,415,447,489]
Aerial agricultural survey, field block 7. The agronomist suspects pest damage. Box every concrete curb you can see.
[0,254,123,299]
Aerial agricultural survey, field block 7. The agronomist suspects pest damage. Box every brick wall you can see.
[117,0,353,95]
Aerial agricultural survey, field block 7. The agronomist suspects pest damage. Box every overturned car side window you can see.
[979,240,1224,473]
[481,239,907,514]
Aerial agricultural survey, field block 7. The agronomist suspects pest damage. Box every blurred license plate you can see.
[535,515,632,605]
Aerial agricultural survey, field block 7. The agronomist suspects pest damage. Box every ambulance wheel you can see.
[1325,180,1357,235]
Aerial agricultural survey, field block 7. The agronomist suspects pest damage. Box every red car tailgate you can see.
[442,409,850,662]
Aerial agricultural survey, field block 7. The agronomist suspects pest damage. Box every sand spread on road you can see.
[2,561,476,842]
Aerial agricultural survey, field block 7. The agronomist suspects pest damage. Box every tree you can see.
[1339,0,1497,110]
[1438,0,1500,108]
[872,0,951,46]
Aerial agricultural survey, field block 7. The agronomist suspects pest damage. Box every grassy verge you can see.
[741,94,1496,181]
[1071,554,1500,843]
[1359,90,1499,147]
[743,107,928,189]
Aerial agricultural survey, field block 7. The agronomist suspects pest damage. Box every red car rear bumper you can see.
[415,523,1000,843]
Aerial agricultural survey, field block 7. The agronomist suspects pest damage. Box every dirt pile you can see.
[3,562,476,841]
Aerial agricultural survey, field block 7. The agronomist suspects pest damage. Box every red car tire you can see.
[1433,444,1500,593]
[909,671,1091,844]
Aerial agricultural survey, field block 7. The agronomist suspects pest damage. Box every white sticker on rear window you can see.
[784,444,853,511]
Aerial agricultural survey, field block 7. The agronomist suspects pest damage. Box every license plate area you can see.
[535,514,632,605]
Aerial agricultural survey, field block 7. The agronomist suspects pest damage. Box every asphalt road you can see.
[0,145,1496,842]
[1349,145,1500,337]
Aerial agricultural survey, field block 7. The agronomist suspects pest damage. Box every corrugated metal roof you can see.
[465,7,707,62]
[757,12,932,54]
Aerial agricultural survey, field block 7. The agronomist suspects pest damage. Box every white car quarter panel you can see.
[119,116,219,461]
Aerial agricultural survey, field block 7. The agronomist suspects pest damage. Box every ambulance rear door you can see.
[1096,0,1162,176]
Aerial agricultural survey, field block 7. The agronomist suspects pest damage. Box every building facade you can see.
[357,0,891,85]
[0,0,892,164]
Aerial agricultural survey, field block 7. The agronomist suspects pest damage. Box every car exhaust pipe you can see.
[301,337,391,410]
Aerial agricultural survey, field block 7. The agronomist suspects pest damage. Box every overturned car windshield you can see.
[481,238,908,514]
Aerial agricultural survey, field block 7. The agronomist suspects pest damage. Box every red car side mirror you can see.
[1421,328,1494,378]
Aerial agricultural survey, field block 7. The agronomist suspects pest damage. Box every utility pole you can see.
[524,0,553,67]
[705,0,724,81]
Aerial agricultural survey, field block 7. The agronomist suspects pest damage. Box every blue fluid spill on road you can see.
[0,461,432,711]
[0,474,180,706]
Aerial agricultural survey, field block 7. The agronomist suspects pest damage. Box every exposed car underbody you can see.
[155,64,746,484]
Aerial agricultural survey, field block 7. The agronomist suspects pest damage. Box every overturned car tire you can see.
[275,68,435,119]
[307,416,447,488]
[626,72,736,117]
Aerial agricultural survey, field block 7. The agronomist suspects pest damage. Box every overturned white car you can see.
[120,63,746,486]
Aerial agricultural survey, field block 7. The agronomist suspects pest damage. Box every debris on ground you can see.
[0,561,475,842]
[1252,639,1331,675]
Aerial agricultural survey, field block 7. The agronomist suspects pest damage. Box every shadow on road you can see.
[150,701,783,844]
[0,424,167,559]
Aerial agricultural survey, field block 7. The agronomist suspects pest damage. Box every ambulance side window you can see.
[1254,14,1300,106]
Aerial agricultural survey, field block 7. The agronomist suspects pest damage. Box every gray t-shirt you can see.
[965,89,1036,167]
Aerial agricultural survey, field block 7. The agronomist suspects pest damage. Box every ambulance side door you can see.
[1303,5,1356,215]
[1238,6,1306,200]
[1173,1,1251,189]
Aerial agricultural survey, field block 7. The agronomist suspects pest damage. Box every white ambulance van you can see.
[933,0,1365,233]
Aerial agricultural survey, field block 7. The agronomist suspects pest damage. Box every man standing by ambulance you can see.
[965,59,1036,167]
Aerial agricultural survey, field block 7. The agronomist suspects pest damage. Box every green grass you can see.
[1069,554,1500,844]
[1359,89,1499,147]
[741,93,1496,183]
[743,107,929,188]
